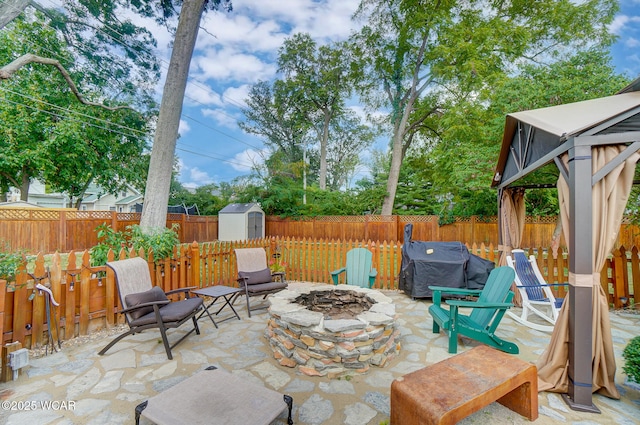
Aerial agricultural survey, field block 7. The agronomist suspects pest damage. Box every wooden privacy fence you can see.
[5,208,640,254]
[0,209,219,253]
[1,237,638,349]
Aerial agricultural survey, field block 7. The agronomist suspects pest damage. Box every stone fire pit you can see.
[265,284,400,377]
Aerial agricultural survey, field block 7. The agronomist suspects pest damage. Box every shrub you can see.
[91,224,180,266]
[623,336,640,384]
[129,224,180,261]
[0,240,26,281]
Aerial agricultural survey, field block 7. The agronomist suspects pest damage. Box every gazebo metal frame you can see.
[492,76,640,412]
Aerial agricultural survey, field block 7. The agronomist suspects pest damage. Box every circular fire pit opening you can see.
[294,289,376,320]
[265,285,400,378]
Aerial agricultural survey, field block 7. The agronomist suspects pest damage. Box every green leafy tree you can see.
[278,33,360,190]
[1,1,160,110]
[43,105,151,208]
[0,16,152,205]
[427,49,629,215]
[325,111,378,190]
[240,80,310,165]
[351,0,618,215]
[169,182,226,216]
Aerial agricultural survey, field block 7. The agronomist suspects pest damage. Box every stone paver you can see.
[0,281,638,425]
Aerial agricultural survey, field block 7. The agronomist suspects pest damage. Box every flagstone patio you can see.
[0,281,638,425]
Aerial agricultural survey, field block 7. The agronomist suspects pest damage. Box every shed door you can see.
[248,212,263,239]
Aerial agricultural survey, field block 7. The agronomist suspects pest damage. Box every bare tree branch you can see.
[0,53,132,111]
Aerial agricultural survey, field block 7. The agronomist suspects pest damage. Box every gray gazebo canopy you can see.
[492,76,640,413]
[493,88,640,189]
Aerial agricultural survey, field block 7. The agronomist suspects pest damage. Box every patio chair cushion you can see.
[130,297,203,327]
[239,268,273,285]
[125,286,169,320]
[245,281,288,294]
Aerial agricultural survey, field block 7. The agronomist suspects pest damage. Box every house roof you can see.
[116,195,143,205]
[492,76,640,188]
[0,201,76,211]
[0,201,43,209]
[82,194,99,203]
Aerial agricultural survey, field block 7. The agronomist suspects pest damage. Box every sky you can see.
[128,0,640,189]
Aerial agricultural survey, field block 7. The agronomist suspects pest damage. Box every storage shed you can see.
[218,203,265,241]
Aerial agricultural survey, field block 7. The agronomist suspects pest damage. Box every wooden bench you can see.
[390,345,538,424]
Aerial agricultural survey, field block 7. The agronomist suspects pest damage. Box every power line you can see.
[36,0,249,110]
[0,86,148,136]
[0,96,143,139]
[181,113,262,150]
[32,0,265,150]
[176,146,255,169]
[2,1,271,168]
[0,95,258,168]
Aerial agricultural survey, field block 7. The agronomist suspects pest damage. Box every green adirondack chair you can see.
[331,248,377,288]
[428,266,518,354]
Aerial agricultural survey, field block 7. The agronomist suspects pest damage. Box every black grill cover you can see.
[466,252,496,289]
[398,224,494,298]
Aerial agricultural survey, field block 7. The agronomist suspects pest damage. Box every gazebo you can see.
[492,76,640,412]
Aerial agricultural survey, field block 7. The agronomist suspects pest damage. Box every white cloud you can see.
[189,167,214,185]
[193,47,277,83]
[184,82,225,107]
[610,14,640,34]
[176,159,215,187]
[202,108,239,128]
[626,37,640,48]
[234,0,321,25]
[231,148,266,172]
[293,0,363,40]
[223,84,250,108]
[178,119,191,135]
[198,13,287,52]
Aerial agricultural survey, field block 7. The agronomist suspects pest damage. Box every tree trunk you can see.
[381,130,404,215]
[381,101,414,215]
[19,173,29,202]
[319,111,330,190]
[140,0,205,231]
[0,0,30,29]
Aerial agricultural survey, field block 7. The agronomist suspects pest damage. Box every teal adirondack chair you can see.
[428,266,518,354]
[331,248,377,288]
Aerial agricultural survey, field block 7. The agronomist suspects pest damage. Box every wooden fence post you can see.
[190,242,200,288]
[59,211,67,252]
[612,247,628,309]
[31,254,46,347]
[49,253,62,344]
[79,251,91,336]
[0,279,6,346]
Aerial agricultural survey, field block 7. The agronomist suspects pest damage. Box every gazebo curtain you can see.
[536,145,639,399]
[498,187,526,304]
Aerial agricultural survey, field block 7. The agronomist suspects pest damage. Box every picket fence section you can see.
[1,238,638,349]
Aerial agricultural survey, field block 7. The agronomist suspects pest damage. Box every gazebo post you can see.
[564,143,599,412]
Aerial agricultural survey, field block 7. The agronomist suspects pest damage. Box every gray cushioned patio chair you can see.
[235,248,288,317]
[99,257,203,360]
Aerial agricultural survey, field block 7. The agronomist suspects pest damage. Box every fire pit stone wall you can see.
[265,284,400,377]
